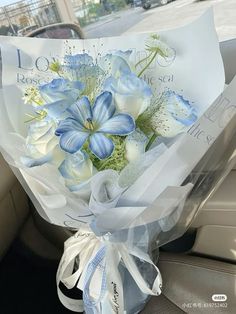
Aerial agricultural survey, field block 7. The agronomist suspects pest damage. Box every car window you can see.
[0,0,235,41]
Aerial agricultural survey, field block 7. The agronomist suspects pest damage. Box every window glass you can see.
[0,0,235,41]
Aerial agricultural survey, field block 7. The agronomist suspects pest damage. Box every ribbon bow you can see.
[57,230,162,314]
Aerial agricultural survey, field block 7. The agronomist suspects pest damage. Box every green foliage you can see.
[110,0,127,9]
[77,0,127,26]
[88,3,101,16]
[78,16,87,27]
[85,135,128,172]
[136,113,154,136]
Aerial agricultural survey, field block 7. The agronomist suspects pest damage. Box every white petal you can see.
[125,130,147,162]
[115,94,150,119]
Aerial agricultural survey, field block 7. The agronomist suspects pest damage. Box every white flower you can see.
[99,50,133,78]
[22,119,59,167]
[104,73,152,119]
[125,130,148,162]
[59,151,94,192]
[146,34,175,59]
[26,119,58,155]
[150,91,198,137]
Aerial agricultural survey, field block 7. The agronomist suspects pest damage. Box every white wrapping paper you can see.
[0,9,236,314]
[0,9,225,228]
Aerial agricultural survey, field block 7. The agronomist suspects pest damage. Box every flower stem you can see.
[33,99,43,106]
[145,133,157,151]
[135,54,152,69]
[138,50,158,78]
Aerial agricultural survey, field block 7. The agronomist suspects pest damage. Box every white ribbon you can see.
[56,230,162,314]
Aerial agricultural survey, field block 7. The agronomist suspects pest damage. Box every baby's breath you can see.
[25,110,47,123]
[23,86,44,105]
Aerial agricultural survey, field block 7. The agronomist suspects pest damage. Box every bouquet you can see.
[0,9,236,314]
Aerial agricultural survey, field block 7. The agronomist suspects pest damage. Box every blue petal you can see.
[60,131,89,154]
[103,76,117,93]
[176,112,198,126]
[39,78,62,91]
[89,133,114,159]
[71,80,85,91]
[98,114,135,135]
[21,154,51,167]
[67,97,92,125]
[92,91,115,125]
[55,118,84,136]
[44,100,70,119]
[39,78,66,95]
[113,50,132,59]
[119,73,152,96]
[111,55,131,75]
[64,54,93,68]
[58,160,71,179]
[63,82,84,100]
[165,91,198,126]
[100,54,131,77]
[62,64,103,82]
[39,78,83,102]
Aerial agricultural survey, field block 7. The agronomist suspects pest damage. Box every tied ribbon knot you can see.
[57,230,162,314]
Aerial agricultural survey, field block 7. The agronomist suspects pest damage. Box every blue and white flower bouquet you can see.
[0,10,236,314]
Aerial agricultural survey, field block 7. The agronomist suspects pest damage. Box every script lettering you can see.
[16,73,45,85]
[111,281,119,314]
[188,123,215,146]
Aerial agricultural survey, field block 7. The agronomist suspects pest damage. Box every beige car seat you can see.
[0,154,29,259]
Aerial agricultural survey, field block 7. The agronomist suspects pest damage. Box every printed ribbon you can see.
[57,230,162,314]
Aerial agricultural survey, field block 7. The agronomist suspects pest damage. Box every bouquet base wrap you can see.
[57,230,162,313]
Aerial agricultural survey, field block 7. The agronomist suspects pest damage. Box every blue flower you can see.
[61,55,104,101]
[39,78,84,102]
[104,72,152,119]
[62,54,104,84]
[64,53,94,68]
[39,78,84,119]
[150,90,198,137]
[55,91,135,160]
